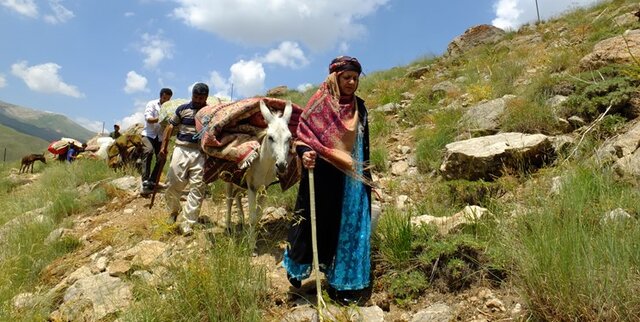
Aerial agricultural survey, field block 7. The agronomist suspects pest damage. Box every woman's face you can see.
[337,71,359,96]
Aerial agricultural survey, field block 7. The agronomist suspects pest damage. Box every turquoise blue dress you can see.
[283,110,371,291]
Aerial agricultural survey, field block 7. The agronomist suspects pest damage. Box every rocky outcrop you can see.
[579,29,640,70]
[266,85,288,97]
[447,24,506,57]
[458,95,517,136]
[440,133,555,181]
[49,272,132,321]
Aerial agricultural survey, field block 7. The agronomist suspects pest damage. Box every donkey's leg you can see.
[225,182,234,232]
[247,187,258,252]
[235,192,245,229]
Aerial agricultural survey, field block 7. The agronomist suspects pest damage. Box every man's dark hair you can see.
[192,83,209,96]
[114,124,120,130]
[160,88,173,97]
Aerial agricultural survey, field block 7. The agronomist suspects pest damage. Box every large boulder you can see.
[49,272,132,321]
[595,119,640,164]
[458,95,517,135]
[447,24,506,57]
[440,132,555,181]
[579,29,640,70]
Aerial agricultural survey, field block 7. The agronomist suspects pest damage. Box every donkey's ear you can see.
[259,100,274,124]
[282,100,292,123]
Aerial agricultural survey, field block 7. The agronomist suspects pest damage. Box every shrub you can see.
[414,109,462,173]
[500,97,559,134]
[373,207,414,270]
[124,237,268,321]
[370,145,389,173]
[562,66,640,120]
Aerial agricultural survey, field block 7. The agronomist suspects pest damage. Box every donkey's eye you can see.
[268,135,274,142]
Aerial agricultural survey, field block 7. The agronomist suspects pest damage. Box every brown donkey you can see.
[20,154,46,174]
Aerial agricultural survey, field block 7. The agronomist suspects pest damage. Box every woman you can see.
[283,56,372,305]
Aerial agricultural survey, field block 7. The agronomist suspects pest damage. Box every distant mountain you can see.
[0,122,50,163]
[0,100,95,143]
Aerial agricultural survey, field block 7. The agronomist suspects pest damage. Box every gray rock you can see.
[52,272,132,321]
[458,95,516,135]
[440,132,554,181]
[410,302,452,322]
[447,24,506,57]
[406,66,431,79]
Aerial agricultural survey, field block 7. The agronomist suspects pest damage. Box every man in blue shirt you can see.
[160,83,208,235]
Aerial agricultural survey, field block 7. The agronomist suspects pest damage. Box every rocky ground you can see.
[7,165,529,321]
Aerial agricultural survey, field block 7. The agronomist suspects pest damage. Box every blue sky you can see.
[0,0,600,133]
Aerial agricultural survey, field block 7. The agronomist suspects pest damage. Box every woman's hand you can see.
[302,150,317,169]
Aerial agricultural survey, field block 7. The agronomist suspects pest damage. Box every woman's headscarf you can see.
[296,56,369,182]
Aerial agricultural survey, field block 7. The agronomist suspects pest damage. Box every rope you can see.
[192,114,212,140]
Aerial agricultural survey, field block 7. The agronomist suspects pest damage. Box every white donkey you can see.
[225,100,293,242]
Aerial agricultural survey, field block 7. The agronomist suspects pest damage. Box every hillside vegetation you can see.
[1,0,640,321]
[0,100,96,161]
[0,123,49,163]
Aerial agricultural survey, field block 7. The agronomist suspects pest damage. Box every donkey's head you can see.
[36,154,46,164]
[259,100,292,175]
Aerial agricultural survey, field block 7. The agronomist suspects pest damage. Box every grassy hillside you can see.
[0,122,50,163]
[1,0,640,321]
[0,100,95,142]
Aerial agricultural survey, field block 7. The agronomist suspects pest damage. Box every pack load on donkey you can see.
[48,137,84,161]
[159,96,230,132]
[107,132,143,169]
[194,97,303,236]
[195,97,302,188]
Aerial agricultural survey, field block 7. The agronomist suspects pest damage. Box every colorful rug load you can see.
[195,97,303,188]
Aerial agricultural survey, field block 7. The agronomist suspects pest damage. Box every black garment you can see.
[109,131,121,139]
[286,96,371,267]
[141,135,162,183]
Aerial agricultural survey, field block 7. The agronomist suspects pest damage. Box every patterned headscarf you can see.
[297,56,369,183]
[328,56,362,75]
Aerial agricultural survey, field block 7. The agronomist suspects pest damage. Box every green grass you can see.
[122,237,268,321]
[0,159,115,321]
[503,164,640,321]
[414,109,462,173]
[0,123,50,162]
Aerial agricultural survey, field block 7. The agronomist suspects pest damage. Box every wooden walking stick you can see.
[148,155,167,209]
[308,168,326,319]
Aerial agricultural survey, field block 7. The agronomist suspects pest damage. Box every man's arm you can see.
[159,124,174,159]
[144,101,160,124]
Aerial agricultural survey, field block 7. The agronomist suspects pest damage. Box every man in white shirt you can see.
[141,87,173,196]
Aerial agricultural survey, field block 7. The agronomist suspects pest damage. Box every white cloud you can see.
[119,99,147,130]
[43,0,74,24]
[261,41,309,68]
[229,60,266,98]
[124,12,134,17]
[74,117,103,133]
[138,32,174,69]
[208,71,231,97]
[124,70,148,94]
[492,0,602,30]
[0,0,38,18]
[11,61,84,97]
[208,41,309,99]
[296,83,313,92]
[172,0,390,51]
[120,111,145,131]
[0,74,6,88]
